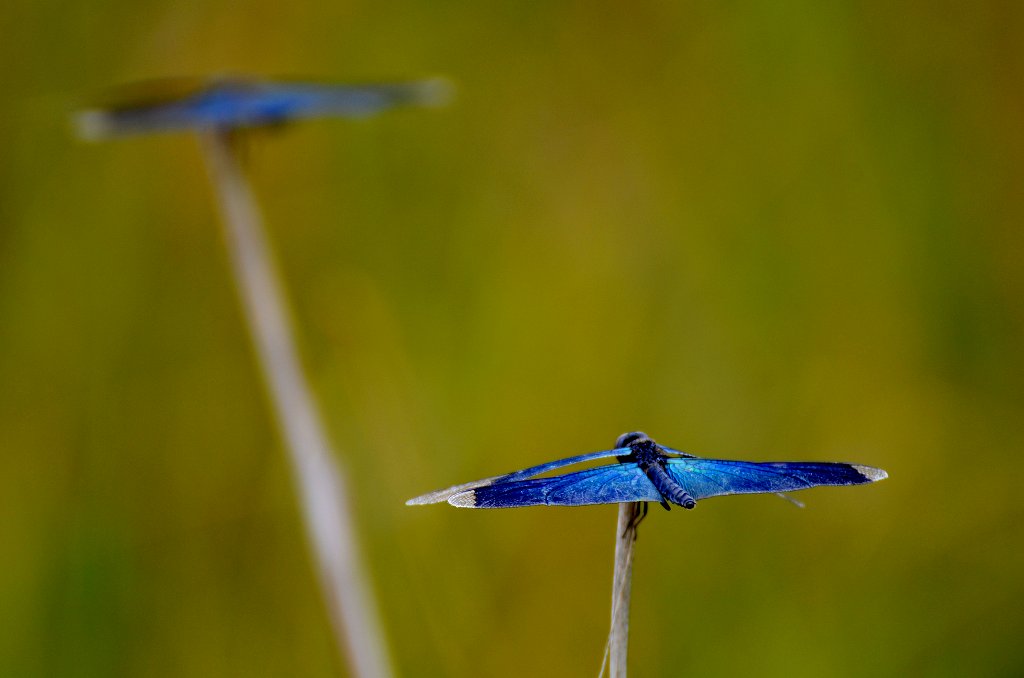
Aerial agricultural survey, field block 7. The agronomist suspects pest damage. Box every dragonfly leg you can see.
[623,502,649,537]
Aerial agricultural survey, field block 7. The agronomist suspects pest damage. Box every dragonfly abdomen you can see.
[644,463,696,509]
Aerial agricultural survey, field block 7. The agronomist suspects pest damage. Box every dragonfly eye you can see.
[615,431,649,448]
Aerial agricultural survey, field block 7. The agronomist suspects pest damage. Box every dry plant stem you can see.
[609,502,641,678]
[200,130,393,678]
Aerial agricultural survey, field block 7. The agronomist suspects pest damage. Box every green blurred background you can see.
[2,1,1022,676]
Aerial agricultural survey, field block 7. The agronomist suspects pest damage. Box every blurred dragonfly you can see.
[407,431,887,511]
[74,76,451,140]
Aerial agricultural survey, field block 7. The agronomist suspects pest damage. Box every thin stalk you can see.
[608,502,641,678]
[199,130,393,678]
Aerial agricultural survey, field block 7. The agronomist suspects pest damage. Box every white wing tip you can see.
[411,77,455,108]
[405,490,451,505]
[406,474,505,507]
[73,110,115,141]
[853,465,888,482]
[447,491,478,508]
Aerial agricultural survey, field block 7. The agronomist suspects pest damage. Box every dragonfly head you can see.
[615,431,651,449]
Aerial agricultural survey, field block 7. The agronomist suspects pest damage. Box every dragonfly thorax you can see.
[617,433,663,467]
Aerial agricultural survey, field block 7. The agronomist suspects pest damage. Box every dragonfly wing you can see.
[659,446,697,458]
[310,79,451,117]
[405,448,629,505]
[76,79,451,139]
[195,81,448,126]
[496,448,630,483]
[448,464,661,508]
[665,458,887,501]
[79,82,300,135]
[76,96,202,138]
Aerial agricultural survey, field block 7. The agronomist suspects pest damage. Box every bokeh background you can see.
[2,2,1022,676]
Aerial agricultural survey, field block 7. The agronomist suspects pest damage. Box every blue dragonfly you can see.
[407,432,887,513]
[74,76,450,140]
